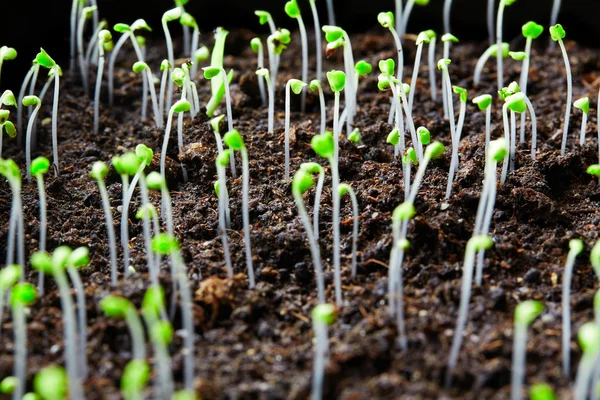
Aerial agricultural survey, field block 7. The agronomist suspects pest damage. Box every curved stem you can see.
[297,16,309,113]
[163,19,175,113]
[25,103,42,184]
[389,28,404,84]
[523,96,537,159]
[17,65,36,136]
[77,12,89,96]
[401,0,415,38]
[474,45,496,87]
[125,307,146,361]
[330,155,342,306]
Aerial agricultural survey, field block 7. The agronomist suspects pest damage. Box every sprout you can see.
[141,287,174,398]
[311,130,343,305]
[348,128,361,144]
[438,58,458,181]
[0,46,17,85]
[574,97,590,146]
[266,28,291,90]
[473,94,493,153]
[160,99,190,184]
[255,67,275,134]
[0,159,25,271]
[292,167,326,303]
[132,61,163,128]
[0,264,21,337]
[300,162,325,241]
[574,323,600,399]
[162,7,182,112]
[93,29,113,135]
[549,0,561,49]
[191,45,209,80]
[474,43,509,87]
[307,0,323,81]
[511,300,544,400]
[443,85,467,208]
[0,109,16,159]
[339,184,359,277]
[29,156,50,293]
[377,12,404,82]
[158,59,172,121]
[10,282,37,400]
[549,24,572,156]
[422,30,438,101]
[173,64,195,181]
[33,365,68,400]
[400,0,430,38]
[445,235,493,386]
[378,59,404,161]
[223,130,255,288]
[254,10,276,33]
[327,70,346,160]
[561,238,584,376]
[250,38,267,105]
[310,79,326,134]
[530,383,556,400]
[77,6,97,96]
[35,48,61,175]
[180,12,200,66]
[473,139,509,285]
[214,151,234,278]
[408,31,431,114]
[22,95,41,184]
[496,0,518,91]
[17,61,39,136]
[441,34,458,119]
[285,0,309,112]
[100,296,147,361]
[31,249,84,399]
[120,360,150,400]
[284,79,307,180]
[518,21,543,144]
[84,20,108,73]
[311,304,337,400]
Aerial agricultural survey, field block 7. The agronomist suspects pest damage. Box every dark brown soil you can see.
[1,28,599,399]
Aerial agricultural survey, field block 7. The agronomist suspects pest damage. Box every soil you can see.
[0,28,599,399]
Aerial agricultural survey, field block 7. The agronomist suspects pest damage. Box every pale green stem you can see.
[25,101,42,184]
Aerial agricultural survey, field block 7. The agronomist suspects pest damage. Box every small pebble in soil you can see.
[294,262,311,284]
[489,287,506,310]
[523,268,541,284]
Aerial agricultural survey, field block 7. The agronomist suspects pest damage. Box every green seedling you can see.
[0,264,21,337]
[35,48,61,175]
[441,34,458,118]
[77,6,97,96]
[159,59,172,120]
[256,68,274,133]
[400,0,430,37]
[285,0,309,112]
[310,79,326,134]
[473,138,509,285]
[378,12,404,82]
[445,235,493,386]
[30,157,50,294]
[474,43,509,87]
[549,0,561,49]
[518,21,543,144]
[549,24,572,156]
[311,303,337,400]
[162,7,182,112]
[0,108,16,158]
[574,322,600,399]
[443,85,467,208]
[300,162,325,242]
[0,46,17,84]
[191,45,209,79]
[17,61,39,136]
[84,20,108,75]
[133,62,162,128]
[204,64,234,134]
[284,79,307,180]
[530,383,556,400]
[438,58,458,179]
[255,10,276,34]
[90,161,118,286]
[160,99,190,184]
[408,31,431,114]
[23,95,41,184]
[34,365,68,400]
[100,296,146,361]
[173,64,195,181]
[308,0,323,81]
[562,239,584,376]
[339,183,359,277]
[223,130,255,288]
[421,30,438,101]
[511,300,544,400]
[94,29,113,135]
[574,97,589,146]
[496,0,518,90]
[348,128,361,144]
[266,28,291,90]
[473,94,493,153]
[214,151,234,278]
[251,38,267,105]
[10,282,37,400]
[0,159,25,271]
[120,360,150,400]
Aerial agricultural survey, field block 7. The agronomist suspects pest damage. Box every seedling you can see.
[311,131,343,305]
[35,48,61,175]
[530,383,556,400]
[223,130,255,288]
[266,28,291,90]
[284,79,307,180]
[0,159,25,270]
[141,286,174,398]
[93,29,113,135]
[84,20,108,73]
[300,162,325,241]
[549,0,561,49]
[339,184,359,277]
[250,38,267,105]
[77,6,97,95]
[121,360,150,400]
[16,61,39,137]
[160,99,190,184]
[10,282,37,400]
[204,65,234,136]
[378,59,404,156]
[311,304,337,400]
[348,129,361,144]
[441,34,458,118]
[511,300,544,400]
[474,43,509,87]
[445,235,493,387]
[408,32,431,114]
[22,95,41,184]
[100,296,147,361]
[214,151,234,277]
[33,365,68,400]
[292,167,326,303]
[30,157,50,293]
[473,94,493,153]
[574,323,600,399]
[133,62,162,128]
[0,90,17,155]
[285,0,309,111]
[574,97,590,146]
[162,7,182,112]
[180,12,200,66]
[496,0,518,90]
[519,21,543,143]
[191,45,209,80]
[548,24,573,155]
[400,0,430,38]
[308,0,323,81]
[310,80,326,134]
[377,12,404,82]
[0,264,21,337]
[31,249,85,399]
[255,68,275,134]
[561,239,584,376]
[438,59,457,174]
[327,70,346,161]
[443,85,467,208]
[423,30,438,101]
[0,46,17,85]
[254,10,277,34]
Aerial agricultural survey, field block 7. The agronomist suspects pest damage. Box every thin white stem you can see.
[108,34,129,107]
[520,38,533,144]
[562,248,578,376]
[297,16,309,113]
[485,107,491,155]
[36,174,47,295]
[120,176,131,275]
[70,0,78,69]
[309,1,323,82]
[445,99,465,205]
[217,164,233,277]
[389,28,404,83]
[11,303,27,400]
[17,64,37,135]
[285,82,293,181]
[496,2,505,91]
[574,350,598,400]
[474,45,497,87]
[125,307,146,361]
[161,108,176,181]
[241,149,255,288]
[501,104,510,183]
[221,67,237,175]
[14,184,25,272]
[143,312,173,398]
[549,0,561,50]
[163,18,175,113]
[443,0,453,35]
[66,265,88,380]
[94,46,106,135]
[510,323,527,400]
[317,86,326,134]
[255,45,266,106]
[523,95,537,159]
[137,174,159,288]
[96,179,118,287]
[333,91,340,164]
[313,169,324,241]
[476,162,498,285]
[84,21,106,70]
[144,68,162,128]
[6,189,17,266]
[579,113,588,146]
[399,86,421,162]
[311,322,328,400]
[326,0,335,26]
[401,0,415,38]
[408,43,423,116]
[344,187,359,277]
[428,39,437,101]
[263,72,275,134]
[510,111,516,171]
[342,33,356,132]
[443,69,457,159]
[487,0,495,44]
[159,66,170,121]
[51,68,60,176]
[77,11,90,95]
[25,102,42,184]
[330,154,342,307]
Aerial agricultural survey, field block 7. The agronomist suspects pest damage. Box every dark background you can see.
[1,0,598,90]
